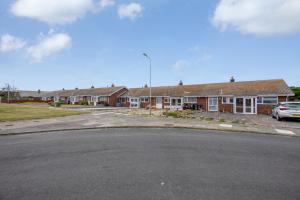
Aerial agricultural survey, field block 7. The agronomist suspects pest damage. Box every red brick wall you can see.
[257,96,287,115]
[197,97,207,111]
[218,98,234,113]
[108,88,128,106]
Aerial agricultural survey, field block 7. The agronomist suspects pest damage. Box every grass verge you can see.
[0,104,86,122]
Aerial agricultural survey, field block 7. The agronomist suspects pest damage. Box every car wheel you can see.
[276,113,282,121]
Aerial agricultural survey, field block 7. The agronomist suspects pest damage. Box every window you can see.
[183,97,197,103]
[91,96,98,102]
[222,97,234,104]
[121,98,127,103]
[263,97,278,104]
[164,98,170,103]
[98,96,107,102]
[54,96,60,102]
[140,97,149,102]
[257,97,263,104]
[257,96,278,104]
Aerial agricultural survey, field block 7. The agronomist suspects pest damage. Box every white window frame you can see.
[98,96,107,102]
[140,97,149,102]
[222,97,234,104]
[54,96,60,102]
[208,97,218,112]
[130,98,140,108]
[257,96,278,105]
[164,98,170,103]
[183,97,197,103]
[91,96,98,102]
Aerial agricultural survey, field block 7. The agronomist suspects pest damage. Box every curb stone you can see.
[0,125,298,137]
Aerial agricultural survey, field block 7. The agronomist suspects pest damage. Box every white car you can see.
[272,102,300,121]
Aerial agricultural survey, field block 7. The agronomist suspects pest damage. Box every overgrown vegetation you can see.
[290,87,300,101]
[0,104,86,121]
[163,111,179,118]
[163,110,195,118]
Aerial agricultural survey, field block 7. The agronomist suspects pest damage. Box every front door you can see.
[156,97,162,109]
[208,97,218,112]
[235,97,256,114]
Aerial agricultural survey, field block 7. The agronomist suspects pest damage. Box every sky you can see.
[0,0,300,91]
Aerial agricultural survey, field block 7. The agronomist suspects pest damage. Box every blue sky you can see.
[0,0,300,91]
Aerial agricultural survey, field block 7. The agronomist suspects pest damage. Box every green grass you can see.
[165,111,179,118]
[219,118,226,122]
[205,117,214,121]
[0,104,86,122]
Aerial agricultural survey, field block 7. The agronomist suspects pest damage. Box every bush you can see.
[48,102,61,107]
[164,111,179,118]
[219,118,226,122]
[80,101,89,106]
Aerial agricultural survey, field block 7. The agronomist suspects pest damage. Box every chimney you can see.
[230,76,235,83]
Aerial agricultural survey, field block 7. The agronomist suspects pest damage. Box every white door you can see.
[244,97,256,114]
[170,98,183,110]
[234,97,256,114]
[208,97,218,112]
[156,97,162,109]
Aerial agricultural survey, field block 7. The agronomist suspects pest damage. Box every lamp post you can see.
[143,53,152,116]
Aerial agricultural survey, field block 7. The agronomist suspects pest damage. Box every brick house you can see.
[42,86,127,106]
[118,79,294,115]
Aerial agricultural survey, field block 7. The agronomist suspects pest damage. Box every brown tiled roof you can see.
[42,86,125,97]
[17,90,48,98]
[122,79,293,97]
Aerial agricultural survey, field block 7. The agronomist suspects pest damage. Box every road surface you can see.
[0,128,299,200]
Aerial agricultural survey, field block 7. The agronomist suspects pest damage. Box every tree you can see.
[290,87,300,101]
[1,83,18,103]
[178,80,183,86]
[230,76,235,82]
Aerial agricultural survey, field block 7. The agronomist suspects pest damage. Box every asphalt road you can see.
[0,128,299,200]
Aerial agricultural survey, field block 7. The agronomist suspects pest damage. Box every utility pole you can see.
[143,53,152,116]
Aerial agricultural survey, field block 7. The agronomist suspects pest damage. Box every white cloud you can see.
[0,34,26,52]
[10,0,94,25]
[99,0,115,8]
[213,0,300,35]
[27,33,71,63]
[172,59,189,71]
[118,3,143,21]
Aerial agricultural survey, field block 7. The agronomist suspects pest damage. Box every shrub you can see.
[219,118,226,122]
[163,111,180,118]
[80,101,89,106]
[205,117,214,121]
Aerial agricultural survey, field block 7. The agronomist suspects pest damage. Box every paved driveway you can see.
[0,128,299,200]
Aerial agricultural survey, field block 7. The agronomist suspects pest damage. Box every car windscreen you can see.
[283,103,300,109]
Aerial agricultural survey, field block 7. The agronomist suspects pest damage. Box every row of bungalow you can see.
[40,79,294,115]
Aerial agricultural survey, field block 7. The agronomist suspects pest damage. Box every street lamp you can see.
[143,53,152,116]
